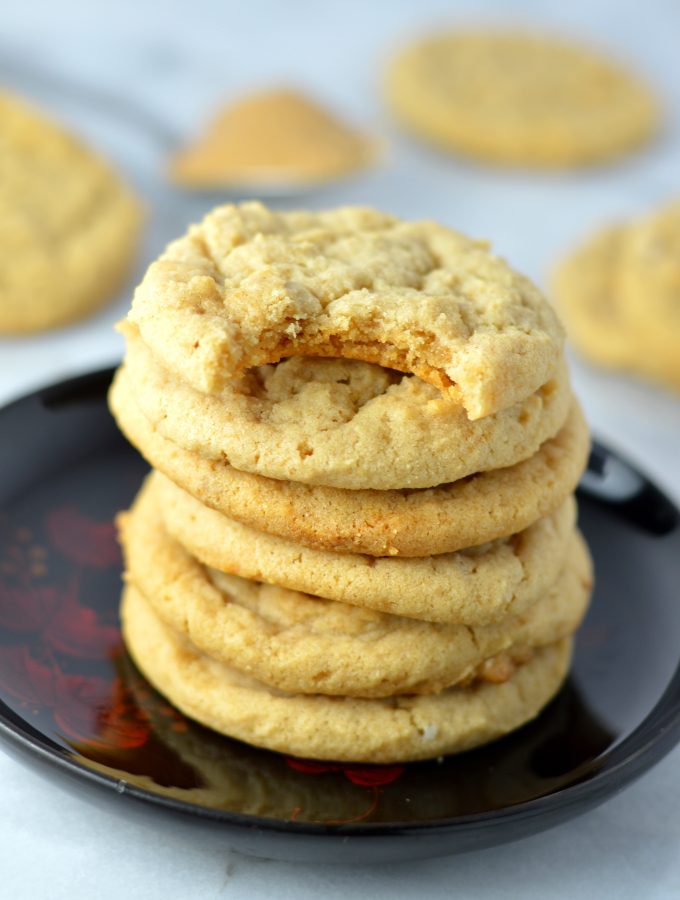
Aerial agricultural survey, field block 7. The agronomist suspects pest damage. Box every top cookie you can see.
[127,202,564,419]
[386,31,659,167]
[0,91,143,334]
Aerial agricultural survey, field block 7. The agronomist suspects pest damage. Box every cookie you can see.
[126,202,564,420]
[170,89,378,190]
[121,482,591,697]
[109,370,589,556]
[122,586,573,763]
[386,31,659,167]
[553,225,632,368]
[554,201,680,389]
[616,202,680,386]
[122,327,571,490]
[0,91,143,334]
[152,472,576,626]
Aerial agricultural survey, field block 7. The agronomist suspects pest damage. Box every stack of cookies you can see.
[109,203,593,764]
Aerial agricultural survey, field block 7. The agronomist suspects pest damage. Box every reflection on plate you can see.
[0,369,679,864]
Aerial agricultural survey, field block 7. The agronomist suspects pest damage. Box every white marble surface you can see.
[1,0,679,896]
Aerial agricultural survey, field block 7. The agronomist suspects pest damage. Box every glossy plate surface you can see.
[0,370,679,864]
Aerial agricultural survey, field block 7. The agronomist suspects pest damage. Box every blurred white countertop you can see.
[1,1,679,897]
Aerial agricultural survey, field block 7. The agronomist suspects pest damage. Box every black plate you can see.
[0,369,679,864]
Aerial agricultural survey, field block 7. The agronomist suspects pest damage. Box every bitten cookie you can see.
[0,91,143,334]
[126,202,564,419]
[122,585,573,764]
[386,31,659,167]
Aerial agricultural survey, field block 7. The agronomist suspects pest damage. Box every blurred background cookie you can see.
[0,91,143,334]
[554,200,680,391]
[385,30,659,167]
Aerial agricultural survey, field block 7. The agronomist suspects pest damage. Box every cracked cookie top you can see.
[127,202,564,419]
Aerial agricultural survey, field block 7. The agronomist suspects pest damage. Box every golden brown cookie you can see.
[109,360,589,557]
[0,91,143,334]
[121,327,572,490]
[126,202,564,419]
[122,585,573,763]
[386,31,659,167]
[152,472,577,626]
[120,480,592,697]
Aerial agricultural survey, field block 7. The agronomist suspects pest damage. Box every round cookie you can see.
[109,370,589,557]
[152,472,577,626]
[554,202,680,389]
[553,225,632,368]
[616,201,680,386]
[126,202,564,420]
[122,586,573,764]
[120,481,592,697]
[122,328,571,490]
[386,31,659,167]
[0,91,143,334]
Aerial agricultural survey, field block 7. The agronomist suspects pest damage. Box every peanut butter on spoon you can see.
[170,88,378,191]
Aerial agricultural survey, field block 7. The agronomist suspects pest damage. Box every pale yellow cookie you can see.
[122,586,573,763]
[120,480,591,697]
[152,472,576,626]
[126,202,564,420]
[109,371,589,557]
[386,31,659,167]
[122,327,571,490]
[617,202,680,386]
[553,225,632,367]
[0,91,143,334]
[555,201,680,389]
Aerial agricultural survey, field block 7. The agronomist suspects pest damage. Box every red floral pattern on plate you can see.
[45,507,120,568]
[0,503,404,823]
[0,508,133,750]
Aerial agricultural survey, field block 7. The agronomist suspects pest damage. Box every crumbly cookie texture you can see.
[121,481,591,697]
[0,91,143,334]
[386,31,659,167]
[122,586,573,764]
[126,202,564,420]
[170,89,377,189]
[152,472,576,626]
[109,370,589,556]
[123,327,571,490]
[554,201,680,389]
